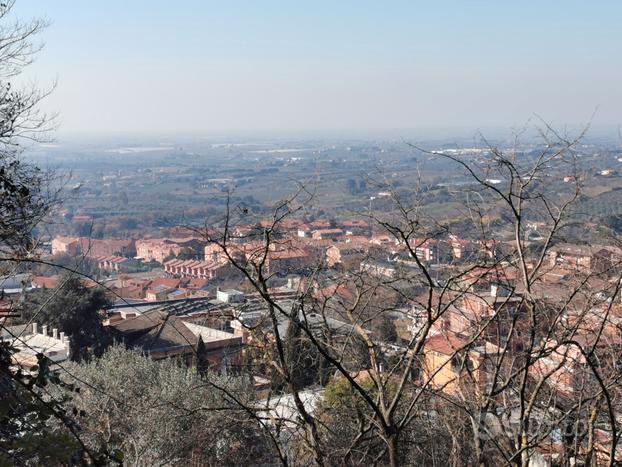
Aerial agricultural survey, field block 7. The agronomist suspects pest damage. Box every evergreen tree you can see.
[196,335,209,376]
[375,315,398,343]
[282,312,322,390]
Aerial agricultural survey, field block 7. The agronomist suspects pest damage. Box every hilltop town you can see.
[2,1,622,465]
[6,137,622,464]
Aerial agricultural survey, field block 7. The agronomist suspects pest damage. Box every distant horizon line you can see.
[51,123,622,141]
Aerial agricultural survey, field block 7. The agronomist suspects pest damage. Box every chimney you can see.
[59,332,65,343]
[41,325,48,336]
[52,328,58,339]
[32,322,38,334]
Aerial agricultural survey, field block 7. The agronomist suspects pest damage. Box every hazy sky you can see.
[13,1,622,135]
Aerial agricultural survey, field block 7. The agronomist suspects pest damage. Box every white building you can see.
[2,322,71,370]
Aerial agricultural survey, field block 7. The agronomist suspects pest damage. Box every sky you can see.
[12,1,622,136]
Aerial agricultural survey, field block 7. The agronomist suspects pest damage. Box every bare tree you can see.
[191,121,622,467]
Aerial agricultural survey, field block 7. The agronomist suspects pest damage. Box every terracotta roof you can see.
[309,220,331,228]
[313,228,343,235]
[327,242,368,253]
[341,220,370,228]
[31,275,59,289]
[425,334,468,356]
[185,278,209,289]
[149,278,181,289]
[53,236,80,244]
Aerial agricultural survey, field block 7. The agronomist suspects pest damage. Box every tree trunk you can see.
[387,432,400,467]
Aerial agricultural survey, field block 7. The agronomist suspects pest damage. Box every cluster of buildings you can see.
[163,258,229,279]
[135,237,204,263]
[414,258,622,463]
[50,234,208,273]
[25,218,622,463]
[52,236,136,258]
[107,276,211,302]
